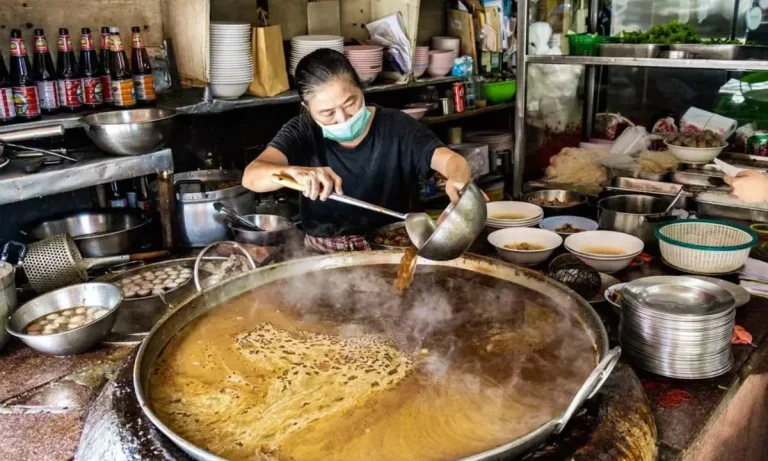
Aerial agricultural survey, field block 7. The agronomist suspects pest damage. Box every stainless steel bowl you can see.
[82,108,176,156]
[524,190,587,216]
[6,282,122,355]
[229,214,295,246]
[26,209,151,257]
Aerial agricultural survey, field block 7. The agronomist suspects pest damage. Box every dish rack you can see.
[654,219,757,274]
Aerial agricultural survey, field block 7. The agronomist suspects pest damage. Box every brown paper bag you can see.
[248,24,289,97]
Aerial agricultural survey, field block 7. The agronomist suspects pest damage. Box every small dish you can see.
[604,282,627,314]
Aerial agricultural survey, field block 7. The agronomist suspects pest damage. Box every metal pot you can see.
[229,214,296,246]
[134,251,619,461]
[25,209,151,257]
[171,170,255,247]
[598,194,676,243]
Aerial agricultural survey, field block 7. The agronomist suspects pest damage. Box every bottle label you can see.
[57,78,83,107]
[136,199,151,212]
[80,34,95,50]
[109,34,125,52]
[133,74,156,102]
[0,88,16,121]
[132,32,145,49]
[34,36,49,53]
[111,79,136,107]
[101,75,113,103]
[57,35,73,52]
[36,80,59,110]
[81,77,103,105]
[11,86,40,117]
[100,33,110,50]
[10,38,27,57]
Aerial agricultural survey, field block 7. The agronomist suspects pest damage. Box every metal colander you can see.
[23,234,88,293]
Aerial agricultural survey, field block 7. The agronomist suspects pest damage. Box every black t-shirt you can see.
[268,106,443,238]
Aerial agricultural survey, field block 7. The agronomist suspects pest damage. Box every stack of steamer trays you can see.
[620,276,736,379]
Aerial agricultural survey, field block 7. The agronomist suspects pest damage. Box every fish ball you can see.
[75,307,86,315]
[138,289,151,297]
[61,309,74,317]
[45,313,60,320]
[124,290,137,298]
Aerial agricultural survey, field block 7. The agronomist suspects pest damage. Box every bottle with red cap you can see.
[9,29,41,121]
[109,27,136,108]
[32,28,59,115]
[56,28,82,112]
[79,28,102,109]
[130,26,155,105]
[0,52,16,124]
[98,27,112,105]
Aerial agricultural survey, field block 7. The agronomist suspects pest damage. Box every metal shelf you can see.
[526,55,768,71]
[0,112,84,135]
[422,101,515,125]
[0,148,173,205]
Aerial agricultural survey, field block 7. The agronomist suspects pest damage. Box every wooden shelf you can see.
[422,101,515,125]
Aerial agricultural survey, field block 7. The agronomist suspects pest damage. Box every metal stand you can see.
[156,169,176,250]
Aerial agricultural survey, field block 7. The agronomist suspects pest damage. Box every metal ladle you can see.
[271,175,487,260]
[213,202,264,231]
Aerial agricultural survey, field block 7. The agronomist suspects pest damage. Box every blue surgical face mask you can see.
[316,102,371,142]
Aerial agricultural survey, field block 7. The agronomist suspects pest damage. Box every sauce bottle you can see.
[32,29,59,114]
[99,27,112,105]
[56,28,82,112]
[109,27,136,108]
[79,28,102,109]
[131,26,155,105]
[0,52,16,125]
[9,29,41,121]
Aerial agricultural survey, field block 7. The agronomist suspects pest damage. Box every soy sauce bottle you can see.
[9,29,41,121]
[56,28,82,112]
[0,52,16,124]
[130,26,155,105]
[109,27,136,108]
[79,28,102,109]
[98,27,112,105]
[32,29,59,114]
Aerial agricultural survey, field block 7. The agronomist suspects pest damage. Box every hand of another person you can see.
[724,170,768,203]
[282,166,343,201]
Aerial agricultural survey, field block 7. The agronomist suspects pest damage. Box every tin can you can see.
[452,82,465,113]
[440,97,454,115]
[747,133,768,156]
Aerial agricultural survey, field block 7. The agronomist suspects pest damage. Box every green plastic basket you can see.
[567,34,609,56]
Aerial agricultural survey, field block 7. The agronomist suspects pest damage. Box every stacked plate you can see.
[413,46,429,78]
[210,22,253,99]
[486,202,543,229]
[343,45,383,83]
[621,276,736,379]
[290,35,344,76]
[427,50,454,77]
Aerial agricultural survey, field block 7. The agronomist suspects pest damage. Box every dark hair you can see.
[294,48,363,102]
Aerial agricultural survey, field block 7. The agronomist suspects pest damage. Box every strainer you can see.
[21,234,169,293]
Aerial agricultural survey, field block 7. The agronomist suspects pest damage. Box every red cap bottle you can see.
[109,27,136,108]
[79,28,102,109]
[56,28,82,112]
[9,29,41,121]
[32,28,59,114]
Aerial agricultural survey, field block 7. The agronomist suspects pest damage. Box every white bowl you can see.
[210,82,250,99]
[664,141,727,164]
[570,251,639,274]
[486,201,544,222]
[488,228,562,266]
[539,216,599,238]
[564,230,644,273]
[604,282,627,311]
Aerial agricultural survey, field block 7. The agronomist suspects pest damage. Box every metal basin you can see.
[134,251,620,461]
[7,282,122,355]
[82,108,176,156]
[229,214,295,246]
[26,209,151,257]
[523,189,587,216]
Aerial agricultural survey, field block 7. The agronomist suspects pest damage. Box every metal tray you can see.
[604,177,692,207]
[697,200,768,223]
[599,44,664,58]
[669,44,768,61]
[717,152,768,170]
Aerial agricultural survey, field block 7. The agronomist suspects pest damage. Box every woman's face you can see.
[304,77,364,126]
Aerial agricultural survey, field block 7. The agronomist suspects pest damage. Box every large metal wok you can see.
[134,251,620,461]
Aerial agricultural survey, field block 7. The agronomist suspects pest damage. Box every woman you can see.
[725,170,768,203]
[242,49,474,253]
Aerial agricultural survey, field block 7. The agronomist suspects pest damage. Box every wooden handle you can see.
[271,174,305,192]
[128,250,170,261]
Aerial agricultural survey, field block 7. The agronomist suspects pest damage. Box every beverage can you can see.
[36,80,59,110]
[133,74,155,102]
[81,77,103,105]
[57,78,83,107]
[0,88,16,122]
[111,79,136,107]
[12,86,40,117]
[452,82,465,113]
[747,133,768,156]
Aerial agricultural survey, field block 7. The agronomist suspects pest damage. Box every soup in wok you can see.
[148,265,598,461]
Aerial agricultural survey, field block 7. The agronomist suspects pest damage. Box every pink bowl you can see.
[427,66,452,77]
[414,66,428,78]
[402,108,428,120]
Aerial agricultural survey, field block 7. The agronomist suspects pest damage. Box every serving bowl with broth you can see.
[564,231,644,274]
[488,228,562,266]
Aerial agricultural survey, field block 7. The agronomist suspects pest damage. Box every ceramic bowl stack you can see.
[486,202,543,229]
[290,35,344,76]
[209,22,253,99]
[343,45,383,83]
[413,46,429,78]
[620,276,736,379]
[431,36,461,58]
[427,50,455,77]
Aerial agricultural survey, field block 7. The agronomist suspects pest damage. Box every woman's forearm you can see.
[242,147,290,192]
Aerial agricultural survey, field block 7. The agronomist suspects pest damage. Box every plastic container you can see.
[483,80,516,104]
[568,34,609,56]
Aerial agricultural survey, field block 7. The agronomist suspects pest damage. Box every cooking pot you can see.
[170,170,255,247]
[134,251,619,461]
[598,194,677,243]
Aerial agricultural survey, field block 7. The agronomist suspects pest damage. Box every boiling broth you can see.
[149,266,598,461]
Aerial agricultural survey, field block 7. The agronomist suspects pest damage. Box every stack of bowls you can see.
[621,276,736,379]
[210,22,253,99]
[564,230,644,273]
[343,45,383,83]
[413,46,429,77]
[290,35,344,76]
[431,36,461,58]
[486,202,543,229]
[427,50,455,77]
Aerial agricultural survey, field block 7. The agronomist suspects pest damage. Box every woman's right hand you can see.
[281,166,343,201]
